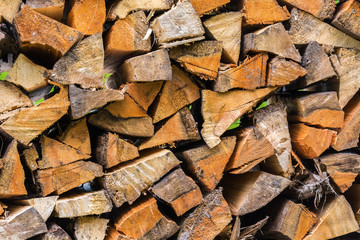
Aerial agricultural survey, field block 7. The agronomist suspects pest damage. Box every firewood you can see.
[278,0,335,20]
[168,41,222,80]
[225,127,275,174]
[105,227,132,240]
[100,149,180,207]
[150,168,203,216]
[203,12,242,64]
[178,188,232,240]
[240,0,290,26]
[38,222,72,240]
[0,206,47,239]
[151,0,205,48]
[69,85,124,119]
[6,54,48,92]
[151,65,200,123]
[14,6,82,62]
[0,81,32,114]
[0,202,7,216]
[140,216,179,240]
[267,57,307,87]
[254,103,294,177]
[0,30,17,59]
[108,0,175,20]
[26,0,64,22]
[95,132,139,169]
[319,153,360,193]
[222,171,291,215]
[0,0,21,23]
[119,49,172,82]
[67,0,106,35]
[138,107,201,150]
[243,23,302,62]
[214,53,268,92]
[125,82,163,111]
[290,123,336,159]
[51,33,105,89]
[14,196,58,221]
[303,196,359,240]
[23,144,39,171]
[58,118,91,155]
[88,95,154,137]
[74,216,109,240]
[332,0,360,40]
[332,93,360,151]
[289,8,360,49]
[38,135,91,169]
[201,87,275,148]
[179,136,236,191]
[345,184,360,225]
[35,160,103,196]
[0,140,27,198]
[190,0,230,16]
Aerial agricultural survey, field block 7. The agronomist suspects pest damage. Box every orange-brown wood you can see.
[124,81,163,111]
[26,0,64,22]
[279,0,335,20]
[23,145,39,172]
[0,0,21,23]
[105,226,132,240]
[332,0,360,40]
[0,81,32,115]
[190,0,230,16]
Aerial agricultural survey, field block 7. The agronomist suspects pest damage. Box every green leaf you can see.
[297,89,305,92]
[188,104,192,110]
[0,72,9,81]
[256,100,269,110]
[227,117,241,130]
[335,0,340,4]
[34,98,45,105]
[48,85,55,94]
[104,73,112,85]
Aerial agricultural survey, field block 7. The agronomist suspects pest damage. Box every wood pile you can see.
[0,0,360,239]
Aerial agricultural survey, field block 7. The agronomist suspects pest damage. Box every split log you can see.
[6,53,48,92]
[168,41,222,80]
[243,23,302,62]
[332,0,360,40]
[138,107,201,150]
[289,123,336,159]
[125,82,163,111]
[23,144,39,171]
[14,6,82,62]
[100,149,180,207]
[214,53,268,92]
[74,217,109,240]
[0,81,32,114]
[253,103,294,177]
[35,160,103,196]
[95,132,139,169]
[267,57,307,87]
[303,195,359,240]
[332,93,360,151]
[190,0,230,16]
[51,33,105,89]
[240,0,290,26]
[179,136,236,191]
[150,168,203,216]
[201,87,275,148]
[278,0,335,20]
[67,0,106,35]
[0,0,21,23]
[0,86,69,145]
[151,0,205,48]
[0,206,47,239]
[345,184,360,225]
[203,12,242,64]
[140,216,179,240]
[119,49,172,82]
[0,140,27,198]
[225,127,275,174]
[105,227,133,240]
[38,223,72,240]
[222,171,291,215]
[69,85,124,119]
[14,196,58,221]
[178,188,232,240]
[151,65,200,123]
[288,8,360,49]
[26,0,64,22]
[319,153,360,193]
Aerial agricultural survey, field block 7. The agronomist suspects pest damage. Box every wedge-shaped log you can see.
[0,206,47,239]
[26,0,64,22]
[100,149,180,207]
[254,103,294,177]
[178,188,232,240]
[267,57,307,87]
[69,85,124,119]
[140,216,179,240]
[303,196,359,240]
[0,0,21,23]
[23,145,39,172]
[345,184,360,226]
[151,0,205,48]
[95,132,139,169]
[169,41,222,80]
[179,136,236,191]
[203,12,242,64]
[14,196,58,221]
[151,65,200,123]
[39,223,71,240]
[0,81,32,114]
[36,160,103,196]
[201,87,274,148]
[243,23,301,62]
[74,217,109,240]
[125,82,163,111]
[51,33,105,89]
[278,0,335,20]
[151,168,203,216]
[214,53,268,92]
[332,0,360,40]
[240,0,290,26]
[319,153,360,193]
[289,8,360,49]
[190,0,230,16]
[223,171,291,215]
[226,127,275,174]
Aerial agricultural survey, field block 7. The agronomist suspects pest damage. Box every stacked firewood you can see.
[0,0,359,239]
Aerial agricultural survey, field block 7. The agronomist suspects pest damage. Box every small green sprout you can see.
[0,72,9,80]
[227,117,241,130]
[256,100,269,110]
